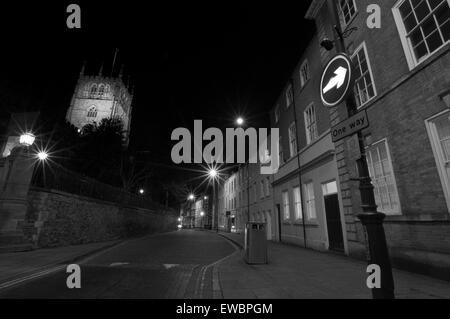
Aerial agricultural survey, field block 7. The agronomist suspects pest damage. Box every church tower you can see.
[65,61,134,146]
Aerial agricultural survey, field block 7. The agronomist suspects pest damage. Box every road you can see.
[0,230,236,298]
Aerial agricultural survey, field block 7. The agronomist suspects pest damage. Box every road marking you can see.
[109,262,130,267]
[163,264,179,269]
[0,265,66,291]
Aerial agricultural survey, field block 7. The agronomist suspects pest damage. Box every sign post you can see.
[323,0,395,299]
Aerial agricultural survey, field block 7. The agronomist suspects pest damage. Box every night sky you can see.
[0,1,315,189]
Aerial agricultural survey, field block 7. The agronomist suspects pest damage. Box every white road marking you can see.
[109,262,130,267]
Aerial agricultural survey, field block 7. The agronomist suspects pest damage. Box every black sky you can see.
[0,1,315,186]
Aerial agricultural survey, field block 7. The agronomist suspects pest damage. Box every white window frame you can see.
[351,42,377,108]
[288,122,298,158]
[299,59,310,88]
[282,191,290,220]
[286,84,293,108]
[392,0,450,70]
[304,103,318,145]
[425,109,450,212]
[293,186,303,220]
[366,138,402,215]
[303,182,316,220]
[338,0,358,28]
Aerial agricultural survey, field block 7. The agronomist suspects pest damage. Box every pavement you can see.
[215,231,450,299]
[0,229,449,299]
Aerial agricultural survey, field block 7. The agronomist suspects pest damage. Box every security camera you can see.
[320,38,335,51]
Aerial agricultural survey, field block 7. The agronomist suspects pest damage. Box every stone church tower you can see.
[65,62,134,145]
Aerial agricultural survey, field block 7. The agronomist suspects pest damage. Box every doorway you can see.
[322,181,344,251]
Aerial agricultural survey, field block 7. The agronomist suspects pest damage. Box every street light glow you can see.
[37,151,48,161]
[236,117,244,126]
[208,169,218,179]
[188,194,195,200]
[178,217,182,222]
[20,133,35,147]
[139,188,145,195]
[200,211,205,217]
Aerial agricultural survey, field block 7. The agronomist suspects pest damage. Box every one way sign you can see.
[320,53,354,107]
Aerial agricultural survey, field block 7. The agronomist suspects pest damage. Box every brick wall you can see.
[27,189,177,248]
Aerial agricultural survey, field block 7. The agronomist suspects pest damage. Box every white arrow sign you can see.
[323,66,348,94]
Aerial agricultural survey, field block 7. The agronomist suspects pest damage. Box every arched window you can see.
[89,84,98,97]
[98,84,105,97]
[87,106,97,118]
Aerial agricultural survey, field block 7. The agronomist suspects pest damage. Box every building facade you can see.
[218,163,276,240]
[305,0,450,279]
[270,31,346,253]
[65,63,133,145]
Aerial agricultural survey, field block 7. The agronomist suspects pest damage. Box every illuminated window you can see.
[393,0,450,68]
[282,191,290,220]
[351,43,377,107]
[304,103,318,145]
[293,186,303,220]
[303,182,316,220]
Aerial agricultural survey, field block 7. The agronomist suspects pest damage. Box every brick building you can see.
[218,163,275,240]
[305,0,450,279]
[269,31,346,252]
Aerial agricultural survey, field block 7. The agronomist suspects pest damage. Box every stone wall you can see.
[27,188,177,248]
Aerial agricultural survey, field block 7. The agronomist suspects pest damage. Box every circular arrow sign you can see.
[320,53,354,107]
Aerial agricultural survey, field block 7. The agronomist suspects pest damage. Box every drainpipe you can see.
[290,78,308,249]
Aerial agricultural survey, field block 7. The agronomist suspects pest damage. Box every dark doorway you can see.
[324,193,344,252]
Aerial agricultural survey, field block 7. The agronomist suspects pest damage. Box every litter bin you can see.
[244,222,268,264]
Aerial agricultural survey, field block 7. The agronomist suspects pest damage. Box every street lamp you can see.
[139,188,145,195]
[208,168,218,179]
[236,117,244,126]
[20,133,35,147]
[188,194,195,201]
[37,151,48,161]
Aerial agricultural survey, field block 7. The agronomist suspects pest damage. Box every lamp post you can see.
[325,0,394,299]
[208,168,219,231]
[236,117,251,225]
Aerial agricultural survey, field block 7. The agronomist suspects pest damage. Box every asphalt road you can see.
[0,230,236,298]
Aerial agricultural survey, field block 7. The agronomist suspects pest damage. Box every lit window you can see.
[304,103,318,145]
[288,122,298,157]
[87,106,97,118]
[303,182,316,220]
[339,0,358,25]
[299,60,310,87]
[394,0,450,68]
[366,139,401,215]
[293,186,303,220]
[351,43,377,107]
[282,191,290,220]
[286,84,294,108]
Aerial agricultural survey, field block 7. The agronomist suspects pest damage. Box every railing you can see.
[31,165,170,213]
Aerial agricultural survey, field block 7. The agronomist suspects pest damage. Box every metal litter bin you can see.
[244,222,268,264]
